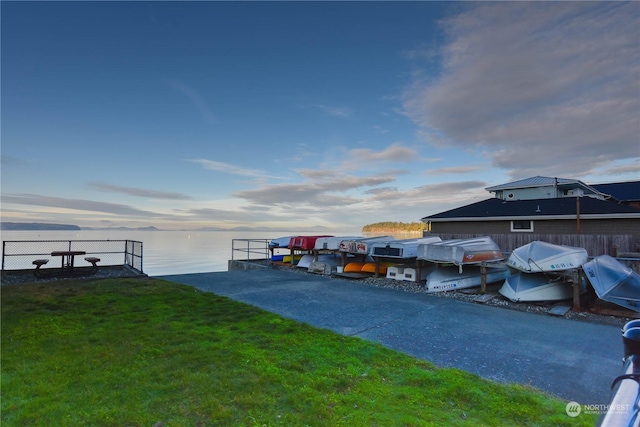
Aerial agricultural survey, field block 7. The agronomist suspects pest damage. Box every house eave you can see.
[423,213,640,222]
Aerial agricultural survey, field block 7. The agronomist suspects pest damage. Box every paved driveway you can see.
[159,268,622,405]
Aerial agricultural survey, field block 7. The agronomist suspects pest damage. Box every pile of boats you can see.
[269,234,640,312]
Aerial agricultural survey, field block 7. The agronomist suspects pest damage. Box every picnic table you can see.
[32,251,101,278]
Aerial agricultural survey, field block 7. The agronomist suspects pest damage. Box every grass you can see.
[1,277,596,426]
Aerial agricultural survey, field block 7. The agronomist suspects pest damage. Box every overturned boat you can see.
[424,264,510,293]
[582,255,640,312]
[417,236,505,266]
[314,236,363,251]
[498,272,583,302]
[507,241,587,273]
[369,236,442,259]
[339,236,396,255]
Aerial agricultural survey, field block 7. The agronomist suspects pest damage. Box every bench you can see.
[85,257,100,274]
[32,259,49,277]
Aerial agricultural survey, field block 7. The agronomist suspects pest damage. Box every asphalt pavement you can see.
[159,268,623,405]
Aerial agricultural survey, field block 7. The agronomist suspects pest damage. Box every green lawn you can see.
[1,278,596,426]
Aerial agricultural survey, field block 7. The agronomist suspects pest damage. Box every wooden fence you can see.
[426,233,637,257]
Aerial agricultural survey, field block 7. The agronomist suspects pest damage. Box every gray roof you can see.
[421,196,640,222]
[486,176,579,192]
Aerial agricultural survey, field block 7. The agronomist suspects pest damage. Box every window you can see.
[511,220,533,232]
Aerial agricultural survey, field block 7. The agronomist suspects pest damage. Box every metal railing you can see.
[231,239,271,267]
[1,240,143,273]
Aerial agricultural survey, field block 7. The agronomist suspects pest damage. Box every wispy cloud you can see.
[88,182,192,200]
[348,143,417,163]
[189,159,287,180]
[402,2,639,179]
[166,79,218,124]
[1,193,160,217]
[312,104,353,118]
[425,165,483,175]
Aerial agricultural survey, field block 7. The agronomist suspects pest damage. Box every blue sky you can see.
[2,1,639,231]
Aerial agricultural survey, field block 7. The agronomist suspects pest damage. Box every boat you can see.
[344,262,366,273]
[582,255,640,312]
[417,236,505,266]
[296,253,342,269]
[506,241,587,273]
[314,236,363,251]
[339,236,396,254]
[360,262,397,275]
[288,235,334,250]
[498,272,583,302]
[269,236,294,248]
[369,236,442,259]
[424,264,511,293]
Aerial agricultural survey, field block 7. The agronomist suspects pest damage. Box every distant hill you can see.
[81,226,159,231]
[1,222,81,231]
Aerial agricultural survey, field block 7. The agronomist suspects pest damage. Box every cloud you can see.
[88,182,192,200]
[189,159,287,180]
[233,173,397,206]
[402,2,639,179]
[1,193,160,217]
[312,104,353,118]
[425,165,483,175]
[166,79,218,124]
[348,143,417,163]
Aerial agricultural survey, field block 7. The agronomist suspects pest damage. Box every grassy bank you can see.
[1,278,595,426]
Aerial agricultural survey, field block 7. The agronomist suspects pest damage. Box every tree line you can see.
[361,221,427,233]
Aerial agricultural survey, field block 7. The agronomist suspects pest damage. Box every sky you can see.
[1,1,639,231]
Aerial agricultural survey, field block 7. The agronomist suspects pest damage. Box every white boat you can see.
[506,241,587,273]
[339,236,396,255]
[369,236,442,259]
[314,236,363,251]
[424,264,511,293]
[417,236,505,266]
[582,255,640,312]
[269,236,294,248]
[498,272,583,302]
[296,253,343,269]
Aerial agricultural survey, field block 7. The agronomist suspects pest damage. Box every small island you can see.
[1,222,81,231]
[361,221,427,233]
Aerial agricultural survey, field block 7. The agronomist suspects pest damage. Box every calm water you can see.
[1,229,363,276]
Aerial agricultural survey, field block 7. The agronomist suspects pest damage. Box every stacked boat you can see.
[417,236,510,293]
[498,241,588,302]
[583,255,640,312]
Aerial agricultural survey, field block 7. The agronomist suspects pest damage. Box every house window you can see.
[511,220,534,232]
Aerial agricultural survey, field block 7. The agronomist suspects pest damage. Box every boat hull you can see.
[425,265,510,293]
[583,255,640,312]
[370,237,442,259]
[498,272,581,302]
[417,236,504,265]
[339,236,396,254]
[314,236,363,251]
[507,241,587,273]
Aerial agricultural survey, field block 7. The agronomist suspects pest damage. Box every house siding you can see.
[429,218,640,255]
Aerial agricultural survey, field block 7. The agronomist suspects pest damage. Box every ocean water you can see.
[1,229,363,276]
